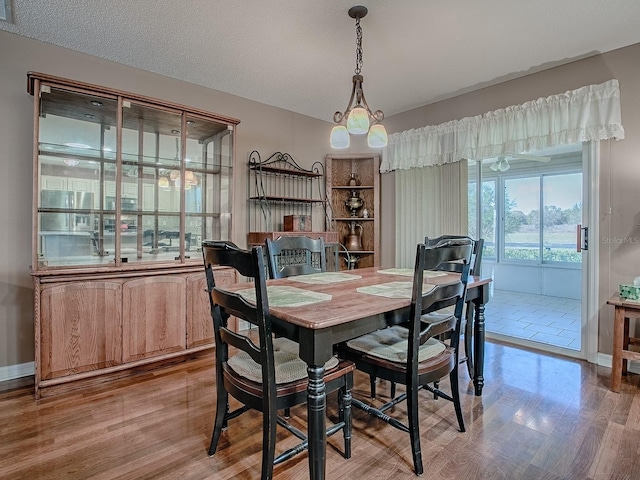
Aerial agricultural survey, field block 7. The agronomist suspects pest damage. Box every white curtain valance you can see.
[381,79,625,172]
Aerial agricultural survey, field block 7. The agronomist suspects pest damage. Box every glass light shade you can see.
[367,123,388,148]
[346,107,369,134]
[330,125,350,149]
[490,158,510,172]
[158,176,169,188]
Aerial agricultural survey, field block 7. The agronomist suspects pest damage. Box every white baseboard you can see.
[0,362,34,382]
[598,352,612,368]
[1,353,638,384]
[597,352,640,374]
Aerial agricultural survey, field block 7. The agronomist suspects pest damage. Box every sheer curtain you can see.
[382,79,625,266]
[395,161,467,268]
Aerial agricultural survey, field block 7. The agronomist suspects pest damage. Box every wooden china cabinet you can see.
[28,72,239,398]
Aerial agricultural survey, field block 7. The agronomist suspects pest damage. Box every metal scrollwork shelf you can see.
[247,150,328,235]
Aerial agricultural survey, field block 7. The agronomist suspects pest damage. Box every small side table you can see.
[606,294,640,392]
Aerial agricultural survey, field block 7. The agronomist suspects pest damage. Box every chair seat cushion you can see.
[420,307,454,323]
[346,325,446,363]
[420,305,455,323]
[227,337,339,384]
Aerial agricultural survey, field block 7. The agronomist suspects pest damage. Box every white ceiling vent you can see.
[1,0,13,23]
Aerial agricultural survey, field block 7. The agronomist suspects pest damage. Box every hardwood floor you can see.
[1,342,639,480]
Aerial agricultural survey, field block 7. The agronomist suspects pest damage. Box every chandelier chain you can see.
[354,17,363,75]
[330,6,388,148]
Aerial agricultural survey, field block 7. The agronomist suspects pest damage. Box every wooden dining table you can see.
[219,266,492,480]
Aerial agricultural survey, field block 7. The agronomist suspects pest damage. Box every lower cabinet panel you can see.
[186,267,237,348]
[186,274,212,349]
[40,281,122,380]
[122,276,187,363]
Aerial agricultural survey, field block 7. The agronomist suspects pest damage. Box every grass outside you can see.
[505,223,576,245]
[485,223,581,262]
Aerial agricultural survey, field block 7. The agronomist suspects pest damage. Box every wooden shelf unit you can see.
[326,153,380,270]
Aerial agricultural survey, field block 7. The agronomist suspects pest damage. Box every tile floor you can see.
[483,289,582,351]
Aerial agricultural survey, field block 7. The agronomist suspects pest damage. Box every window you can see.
[504,176,540,261]
[468,172,496,260]
[542,173,582,263]
[469,156,582,266]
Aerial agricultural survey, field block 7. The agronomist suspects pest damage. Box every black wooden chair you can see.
[265,235,328,419]
[337,241,472,475]
[203,240,354,480]
[265,235,326,279]
[368,236,482,400]
[425,235,483,276]
[424,235,484,376]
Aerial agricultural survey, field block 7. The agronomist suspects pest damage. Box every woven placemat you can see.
[237,285,332,307]
[377,268,447,278]
[356,281,435,299]
[288,272,362,285]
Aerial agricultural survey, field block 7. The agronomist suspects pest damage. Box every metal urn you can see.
[345,190,364,217]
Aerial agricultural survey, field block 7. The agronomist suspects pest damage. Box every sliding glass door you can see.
[468,147,585,355]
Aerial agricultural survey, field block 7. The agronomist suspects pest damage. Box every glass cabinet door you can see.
[184,114,233,259]
[37,86,117,267]
[119,101,183,264]
[33,77,235,269]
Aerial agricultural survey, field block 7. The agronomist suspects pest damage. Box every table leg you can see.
[473,300,485,396]
[623,315,629,376]
[611,306,624,392]
[307,365,326,480]
[464,302,474,378]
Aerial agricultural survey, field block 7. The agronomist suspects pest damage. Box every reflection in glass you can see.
[468,159,497,260]
[504,177,540,261]
[543,173,582,263]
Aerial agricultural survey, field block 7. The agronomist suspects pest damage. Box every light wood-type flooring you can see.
[1,341,639,480]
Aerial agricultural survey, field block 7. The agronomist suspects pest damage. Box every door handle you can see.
[576,224,588,252]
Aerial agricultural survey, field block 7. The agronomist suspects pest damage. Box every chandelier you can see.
[330,6,388,149]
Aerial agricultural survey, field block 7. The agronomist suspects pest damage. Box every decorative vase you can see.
[348,173,359,186]
[344,255,360,270]
[344,221,364,251]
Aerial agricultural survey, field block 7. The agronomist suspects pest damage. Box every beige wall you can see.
[0,30,375,371]
[2,28,639,373]
[382,42,640,356]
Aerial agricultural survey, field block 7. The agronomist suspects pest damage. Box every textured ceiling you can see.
[2,0,640,122]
